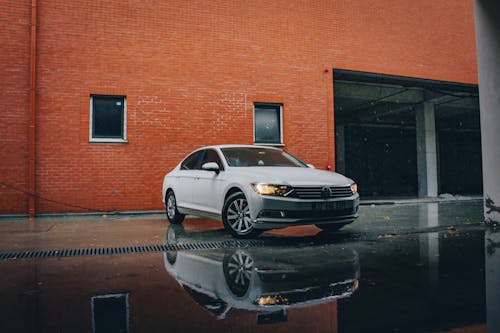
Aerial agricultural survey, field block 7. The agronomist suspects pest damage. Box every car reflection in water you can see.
[163,224,360,323]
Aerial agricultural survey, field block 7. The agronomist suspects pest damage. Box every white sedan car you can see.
[162,145,359,238]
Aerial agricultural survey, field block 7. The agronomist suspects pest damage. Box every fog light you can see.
[259,210,286,218]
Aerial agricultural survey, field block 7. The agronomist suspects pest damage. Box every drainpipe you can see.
[326,68,334,171]
[28,0,37,218]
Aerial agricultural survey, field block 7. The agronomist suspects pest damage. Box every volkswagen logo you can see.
[321,186,331,199]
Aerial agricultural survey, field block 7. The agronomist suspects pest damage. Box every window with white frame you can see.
[91,293,129,333]
[90,95,127,142]
[254,103,282,145]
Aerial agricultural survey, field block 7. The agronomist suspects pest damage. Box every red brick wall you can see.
[0,1,31,214]
[0,0,478,214]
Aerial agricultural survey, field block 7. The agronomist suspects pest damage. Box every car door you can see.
[192,149,227,215]
[174,150,203,210]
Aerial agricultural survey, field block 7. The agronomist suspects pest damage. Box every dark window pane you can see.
[201,149,224,170]
[255,106,281,144]
[92,96,124,138]
[92,294,128,333]
[221,147,306,167]
[181,150,203,170]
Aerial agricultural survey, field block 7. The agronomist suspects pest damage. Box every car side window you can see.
[201,149,225,171]
[180,150,203,170]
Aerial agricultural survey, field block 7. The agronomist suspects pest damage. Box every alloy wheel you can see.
[167,194,177,220]
[224,250,254,297]
[227,198,252,234]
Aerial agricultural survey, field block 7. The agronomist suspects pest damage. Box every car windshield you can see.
[221,147,308,167]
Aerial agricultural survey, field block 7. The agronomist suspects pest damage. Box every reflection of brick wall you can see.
[0,0,477,214]
[0,254,338,332]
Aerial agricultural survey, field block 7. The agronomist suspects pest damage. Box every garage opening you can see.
[333,69,482,198]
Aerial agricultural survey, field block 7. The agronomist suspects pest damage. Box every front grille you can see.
[292,186,353,199]
[254,280,356,306]
[284,207,356,219]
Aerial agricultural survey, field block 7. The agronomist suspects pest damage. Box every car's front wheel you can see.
[223,249,254,297]
[165,190,185,224]
[222,192,262,238]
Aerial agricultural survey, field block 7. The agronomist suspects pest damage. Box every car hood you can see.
[228,167,353,186]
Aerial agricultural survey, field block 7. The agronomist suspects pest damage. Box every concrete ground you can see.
[0,199,498,333]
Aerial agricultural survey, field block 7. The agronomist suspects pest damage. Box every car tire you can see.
[315,223,346,232]
[222,192,262,238]
[165,224,185,265]
[222,249,254,297]
[165,190,185,224]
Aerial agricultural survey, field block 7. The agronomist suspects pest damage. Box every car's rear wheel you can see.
[315,223,346,232]
[165,224,185,265]
[165,190,185,224]
[222,192,262,238]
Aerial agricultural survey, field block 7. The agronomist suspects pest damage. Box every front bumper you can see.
[250,193,360,229]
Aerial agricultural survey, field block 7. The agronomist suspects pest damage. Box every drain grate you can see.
[0,223,484,262]
[0,239,271,261]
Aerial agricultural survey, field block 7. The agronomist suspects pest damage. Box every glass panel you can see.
[92,294,128,333]
[221,147,307,167]
[181,150,203,170]
[255,106,281,144]
[92,96,124,138]
[202,149,224,170]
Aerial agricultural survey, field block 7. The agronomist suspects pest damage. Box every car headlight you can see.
[350,183,358,194]
[251,183,292,196]
[257,295,289,306]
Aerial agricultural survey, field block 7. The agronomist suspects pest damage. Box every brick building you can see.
[0,1,479,215]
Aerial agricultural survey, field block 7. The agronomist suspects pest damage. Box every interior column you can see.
[416,102,438,197]
[475,0,500,224]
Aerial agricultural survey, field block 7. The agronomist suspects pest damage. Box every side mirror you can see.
[202,162,220,174]
[307,164,315,169]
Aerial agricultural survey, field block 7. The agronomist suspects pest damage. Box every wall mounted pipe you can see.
[28,0,37,218]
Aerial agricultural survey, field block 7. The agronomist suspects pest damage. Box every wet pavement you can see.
[0,200,498,333]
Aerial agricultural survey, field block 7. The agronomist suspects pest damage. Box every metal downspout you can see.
[327,68,334,171]
[28,0,37,218]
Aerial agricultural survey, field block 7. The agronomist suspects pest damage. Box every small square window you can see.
[254,103,283,145]
[90,95,127,143]
[91,293,129,333]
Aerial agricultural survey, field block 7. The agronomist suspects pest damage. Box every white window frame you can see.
[253,103,284,146]
[89,95,128,143]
